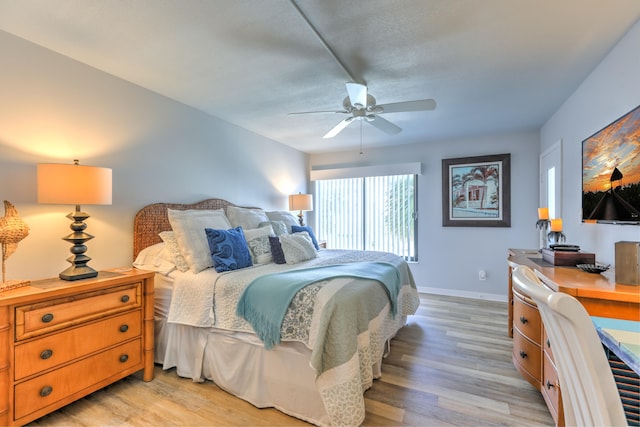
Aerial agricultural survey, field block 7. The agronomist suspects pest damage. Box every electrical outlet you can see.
[478,270,487,281]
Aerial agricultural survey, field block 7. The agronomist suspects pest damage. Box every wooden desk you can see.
[508,249,640,426]
[508,248,640,327]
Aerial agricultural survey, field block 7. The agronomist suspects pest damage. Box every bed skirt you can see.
[153,272,408,426]
[154,283,333,426]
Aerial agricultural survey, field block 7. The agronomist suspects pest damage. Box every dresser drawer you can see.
[512,328,542,385]
[14,310,141,380]
[513,290,541,344]
[15,284,140,340]
[14,338,141,421]
[541,350,562,425]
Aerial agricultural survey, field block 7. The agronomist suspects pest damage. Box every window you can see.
[540,140,562,218]
[315,174,418,261]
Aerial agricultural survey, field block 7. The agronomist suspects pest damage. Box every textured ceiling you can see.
[0,0,639,153]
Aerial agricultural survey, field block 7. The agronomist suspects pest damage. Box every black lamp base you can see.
[59,264,98,281]
[59,207,98,281]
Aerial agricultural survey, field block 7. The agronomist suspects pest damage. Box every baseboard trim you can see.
[417,286,507,303]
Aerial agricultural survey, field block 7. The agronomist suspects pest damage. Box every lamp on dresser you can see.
[289,193,313,226]
[37,159,112,280]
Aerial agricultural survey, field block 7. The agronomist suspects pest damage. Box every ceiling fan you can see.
[288,82,436,138]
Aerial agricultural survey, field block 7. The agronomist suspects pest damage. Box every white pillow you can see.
[280,232,317,264]
[226,206,269,230]
[266,211,299,232]
[259,220,288,236]
[159,231,190,272]
[167,208,232,273]
[133,242,176,275]
[243,225,275,264]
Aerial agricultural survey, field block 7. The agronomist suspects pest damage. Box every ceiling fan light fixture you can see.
[289,82,436,138]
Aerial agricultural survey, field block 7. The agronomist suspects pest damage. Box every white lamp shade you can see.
[37,163,112,205]
[289,193,313,211]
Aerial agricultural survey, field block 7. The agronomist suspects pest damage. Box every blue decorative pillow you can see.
[205,226,253,272]
[291,225,319,250]
[268,236,286,264]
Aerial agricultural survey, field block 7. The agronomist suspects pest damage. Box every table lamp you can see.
[288,193,313,226]
[37,160,112,280]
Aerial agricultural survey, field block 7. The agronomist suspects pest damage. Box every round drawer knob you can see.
[519,316,528,324]
[40,386,53,397]
[120,354,129,363]
[121,295,130,303]
[40,349,53,360]
[41,313,54,323]
[546,380,555,389]
[519,350,527,359]
[119,324,129,333]
[546,338,551,348]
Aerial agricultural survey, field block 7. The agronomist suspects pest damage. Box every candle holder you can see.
[536,219,549,251]
[547,231,566,246]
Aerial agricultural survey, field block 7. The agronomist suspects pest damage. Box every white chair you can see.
[511,265,628,427]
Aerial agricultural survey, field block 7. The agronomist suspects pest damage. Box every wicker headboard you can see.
[133,198,248,259]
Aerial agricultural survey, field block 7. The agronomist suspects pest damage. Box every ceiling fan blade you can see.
[323,117,354,138]
[378,99,436,114]
[346,82,368,108]
[368,115,401,135]
[288,110,347,116]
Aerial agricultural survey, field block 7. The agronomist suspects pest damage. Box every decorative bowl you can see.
[576,263,610,274]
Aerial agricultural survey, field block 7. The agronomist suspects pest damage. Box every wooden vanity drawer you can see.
[543,328,554,360]
[542,351,563,425]
[15,283,140,340]
[14,338,141,421]
[513,290,541,344]
[14,310,141,380]
[512,328,542,387]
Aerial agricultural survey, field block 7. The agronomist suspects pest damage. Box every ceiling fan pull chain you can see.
[359,120,364,155]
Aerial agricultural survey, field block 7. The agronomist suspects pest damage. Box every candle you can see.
[538,207,549,220]
[550,218,562,232]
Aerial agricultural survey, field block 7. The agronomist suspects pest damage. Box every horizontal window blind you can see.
[316,174,418,261]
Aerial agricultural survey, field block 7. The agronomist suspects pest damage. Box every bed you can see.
[133,198,420,426]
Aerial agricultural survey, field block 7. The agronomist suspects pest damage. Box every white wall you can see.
[309,130,540,300]
[3,17,637,292]
[540,20,640,265]
[0,30,308,281]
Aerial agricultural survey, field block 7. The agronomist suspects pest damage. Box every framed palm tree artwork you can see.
[442,153,511,227]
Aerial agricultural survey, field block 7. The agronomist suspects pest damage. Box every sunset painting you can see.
[582,105,640,222]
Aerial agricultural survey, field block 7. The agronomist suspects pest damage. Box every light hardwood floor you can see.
[28,293,553,426]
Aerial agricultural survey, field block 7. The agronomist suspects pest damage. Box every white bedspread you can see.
[165,249,420,426]
[167,249,413,332]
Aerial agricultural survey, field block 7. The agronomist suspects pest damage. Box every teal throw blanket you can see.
[236,262,401,349]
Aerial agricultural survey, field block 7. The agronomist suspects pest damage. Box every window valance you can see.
[310,162,422,181]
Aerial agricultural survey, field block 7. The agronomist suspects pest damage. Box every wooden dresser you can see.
[0,268,154,426]
[508,249,640,426]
